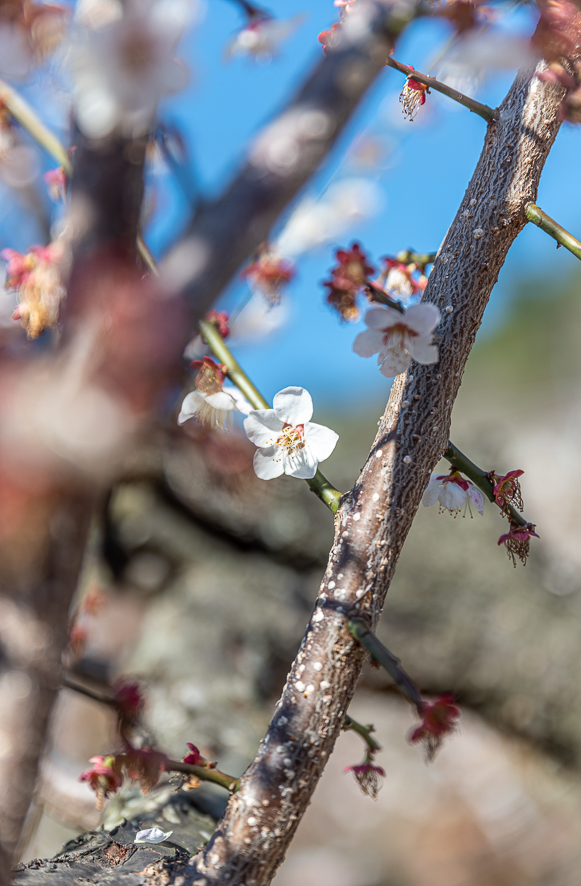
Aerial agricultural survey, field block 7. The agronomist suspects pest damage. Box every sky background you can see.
[3,0,581,410]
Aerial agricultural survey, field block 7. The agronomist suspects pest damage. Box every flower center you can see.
[382,323,416,355]
[195,365,223,396]
[274,423,305,454]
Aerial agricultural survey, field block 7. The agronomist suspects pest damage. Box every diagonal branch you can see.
[177,63,568,886]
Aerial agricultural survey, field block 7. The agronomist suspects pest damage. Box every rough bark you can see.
[177,65,566,886]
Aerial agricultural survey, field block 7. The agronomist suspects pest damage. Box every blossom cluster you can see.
[2,241,66,339]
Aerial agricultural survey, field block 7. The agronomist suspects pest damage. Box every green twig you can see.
[395,249,437,268]
[443,440,528,527]
[342,714,382,753]
[199,318,343,514]
[166,759,240,792]
[386,57,495,122]
[0,76,155,272]
[347,617,423,714]
[525,203,581,261]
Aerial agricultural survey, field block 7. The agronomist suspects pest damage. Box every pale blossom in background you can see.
[244,386,338,480]
[71,0,193,138]
[178,385,251,429]
[422,472,485,517]
[226,15,302,61]
[353,303,440,377]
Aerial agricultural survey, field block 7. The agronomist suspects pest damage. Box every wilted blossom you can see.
[70,0,191,139]
[353,303,440,377]
[178,357,251,430]
[114,679,144,724]
[227,13,301,60]
[379,257,427,302]
[244,386,338,480]
[492,469,524,513]
[182,742,215,767]
[345,755,385,800]
[80,755,123,809]
[2,241,66,339]
[123,746,169,792]
[400,67,429,120]
[242,252,295,304]
[422,469,485,517]
[498,521,539,567]
[323,242,374,321]
[410,694,460,761]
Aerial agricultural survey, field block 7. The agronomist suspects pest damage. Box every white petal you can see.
[273,387,313,425]
[177,390,205,424]
[244,410,283,447]
[439,482,466,512]
[403,303,440,336]
[379,350,411,377]
[468,484,485,515]
[135,828,173,844]
[364,306,403,330]
[353,329,383,358]
[206,391,237,410]
[422,477,441,507]
[253,446,285,480]
[409,338,438,365]
[225,386,253,415]
[304,422,339,463]
[283,446,319,479]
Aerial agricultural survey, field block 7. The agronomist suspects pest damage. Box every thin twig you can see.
[166,760,240,793]
[342,714,382,753]
[199,318,343,513]
[525,202,581,261]
[387,57,495,121]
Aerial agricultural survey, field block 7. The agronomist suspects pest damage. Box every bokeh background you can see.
[7,0,581,883]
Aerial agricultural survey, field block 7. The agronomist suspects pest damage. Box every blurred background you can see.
[5,0,581,882]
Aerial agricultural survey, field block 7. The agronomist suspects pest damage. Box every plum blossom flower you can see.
[323,242,374,321]
[242,252,295,304]
[400,67,429,120]
[498,522,539,567]
[80,754,123,809]
[123,746,169,792]
[178,357,251,430]
[491,469,524,513]
[345,756,385,800]
[243,386,338,480]
[70,0,191,138]
[410,694,460,761]
[2,240,66,339]
[353,303,440,377]
[422,470,485,517]
[227,14,301,60]
[43,166,68,202]
[379,257,427,302]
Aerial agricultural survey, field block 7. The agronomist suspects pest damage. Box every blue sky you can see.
[4,0,581,410]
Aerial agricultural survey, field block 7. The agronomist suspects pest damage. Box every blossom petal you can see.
[403,303,440,335]
[135,828,173,844]
[273,386,313,425]
[225,386,253,415]
[379,350,411,377]
[304,422,339,463]
[364,306,403,330]
[353,329,384,358]
[244,410,283,447]
[178,390,205,425]
[439,482,466,512]
[254,446,285,480]
[409,338,438,365]
[206,391,238,410]
[283,446,319,479]
[468,484,485,515]
[422,477,441,507]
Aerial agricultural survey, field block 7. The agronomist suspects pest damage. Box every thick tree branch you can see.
[178,63,566,886]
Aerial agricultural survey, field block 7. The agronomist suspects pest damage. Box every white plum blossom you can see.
[226,15,302,61]
[243,387,338,480]
[71,0,191,138]
[178,358,251,430]
[353,303,440,377]
[422,471,485,517]
[134,827,173,844]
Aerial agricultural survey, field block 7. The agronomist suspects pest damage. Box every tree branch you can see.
[525,201,581,260]
[177,62,567,886]
[386,56,495,121]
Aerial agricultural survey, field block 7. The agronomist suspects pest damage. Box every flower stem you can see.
[199,318,343,514]
[525,202,581,261]
[166,759,240,793]
[0,76,155,272]
[347,617,423,714]
[443,440,528,527]
[395,249,437,268]
[386,57,495,122]
[342,714,382,753]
